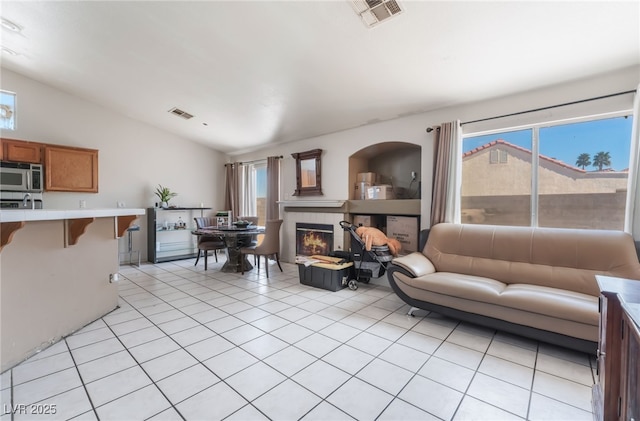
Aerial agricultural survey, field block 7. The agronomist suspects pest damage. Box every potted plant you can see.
[155,184,177,208]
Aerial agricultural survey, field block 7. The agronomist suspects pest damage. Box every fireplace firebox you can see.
[296,223,334,256]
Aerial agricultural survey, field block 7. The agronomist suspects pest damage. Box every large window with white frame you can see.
[461,114,633,230]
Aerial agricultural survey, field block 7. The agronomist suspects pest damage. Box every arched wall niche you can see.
[348,141,422,200]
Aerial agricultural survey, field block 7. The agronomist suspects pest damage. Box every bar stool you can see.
[120,225,140,266]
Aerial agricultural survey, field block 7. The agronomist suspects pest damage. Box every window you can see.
[239,161,267,225]
[462,115,632,230]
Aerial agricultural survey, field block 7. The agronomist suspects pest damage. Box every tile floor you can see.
[1,256,597,420]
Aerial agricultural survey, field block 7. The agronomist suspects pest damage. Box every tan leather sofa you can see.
[387,223,640,353]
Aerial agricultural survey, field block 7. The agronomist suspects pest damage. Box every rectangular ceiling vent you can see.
[168,107,194,120]
[350,0,403,28]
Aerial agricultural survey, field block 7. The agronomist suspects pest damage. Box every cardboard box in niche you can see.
[367,185,394,200]
[353,215,373,227]
[357,172,377,184]
[386,215,419,254]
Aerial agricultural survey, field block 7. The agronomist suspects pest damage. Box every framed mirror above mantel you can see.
[292,148,323,196]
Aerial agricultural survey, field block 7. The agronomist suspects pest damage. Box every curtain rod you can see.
[225,156,283,166]
[461,90,636,126]
[425,89,636,133]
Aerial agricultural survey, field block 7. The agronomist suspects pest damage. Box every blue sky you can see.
[463,116,633,171]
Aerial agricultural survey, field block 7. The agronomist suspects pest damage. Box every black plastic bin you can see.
[298,262,354,292]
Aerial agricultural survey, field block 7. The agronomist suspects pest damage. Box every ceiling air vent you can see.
[350,0,403,28]
[168,107,194,120]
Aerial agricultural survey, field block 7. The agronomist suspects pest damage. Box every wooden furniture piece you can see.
[240,219,283,278]
[147,207,210,263]
[593,275,640,421]
[1,138,43,163]
[194,226,264,273]
[44,144,99,192]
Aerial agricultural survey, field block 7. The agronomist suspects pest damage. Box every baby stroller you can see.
[339,221,395,290]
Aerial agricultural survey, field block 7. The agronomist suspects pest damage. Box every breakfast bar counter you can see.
[0,208,144,372]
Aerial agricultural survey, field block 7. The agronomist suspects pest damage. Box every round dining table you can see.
[192,225,264,272]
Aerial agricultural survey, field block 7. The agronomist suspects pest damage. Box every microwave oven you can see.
[0,161,44,192]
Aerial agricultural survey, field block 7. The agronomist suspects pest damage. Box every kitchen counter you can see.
[0,207,145,223]
[0,207,145,372]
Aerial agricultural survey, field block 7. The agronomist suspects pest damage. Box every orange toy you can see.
[355,226,402,256]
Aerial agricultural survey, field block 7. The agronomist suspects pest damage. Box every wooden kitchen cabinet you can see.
[593,275,640,421]
[44,145,98,192]
[1,138,43,163]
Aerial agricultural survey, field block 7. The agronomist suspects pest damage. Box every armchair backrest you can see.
[194,217,217,229]
[255,219,283,255]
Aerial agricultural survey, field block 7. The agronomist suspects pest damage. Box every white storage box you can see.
[367,185,394,200]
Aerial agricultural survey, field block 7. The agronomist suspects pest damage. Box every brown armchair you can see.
[193,217,225,270]
[240,219,283,278]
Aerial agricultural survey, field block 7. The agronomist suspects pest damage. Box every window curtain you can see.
[624,84,640,236]
[224,162,241,220]
[266,156,280,220]
[430,121,462,226]
[240,164,256,217]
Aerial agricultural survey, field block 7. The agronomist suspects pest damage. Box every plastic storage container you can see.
[298,262,354,292]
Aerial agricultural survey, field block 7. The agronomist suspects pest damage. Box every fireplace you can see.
[296,223,334,256]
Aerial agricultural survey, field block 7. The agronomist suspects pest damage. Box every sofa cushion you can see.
[425,223,640,296]
[407,272,598,326]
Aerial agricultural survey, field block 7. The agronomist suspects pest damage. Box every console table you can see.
[593,275,640,421]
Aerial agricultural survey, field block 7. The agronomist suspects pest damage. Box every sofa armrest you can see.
[391,252,436,277]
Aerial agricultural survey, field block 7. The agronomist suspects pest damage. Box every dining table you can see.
[192,225,264,273]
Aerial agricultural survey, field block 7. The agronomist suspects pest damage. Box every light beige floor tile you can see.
[453,395,524,420]
[397,331,443,354]
[176,382,248,420]
[365,321,407,341]
[225,404,270,421]
[12,351,75,385]
[322,345,375,375]
[346,331,393,356]
[377,398,440,421]
[356,358,413,395]
[327,377,393,421]
[221,324,266,345]
[190,307,228,324]
[250,314,291,332]
[317,306,352,321]
[14,368,82,405]
[433,342,484,370]
[419,356,475,392]
[128,336,181,363]
[340,313,379,330]
[538,343,592,366]
[14,386,92,420]
[486,340,537,368]
[102,309,141,326]
[292,360,351,398]
[156,364,220,405]
[478,354,534,389]
[66,328,115,350]
[146,407,183,420]
[301,401,355,420]
[203,347,259,379]
[146,309,185,325]
[264,346,316,376]
[297,314,335,331]
[378,343,431,372]
[108,317,153,336]
[277,306,313,321]
[528,392,593,420]
[240,334,289,359]
[532,371,593,412]
[253,380,321,421]
[446,328,493,353]
[76,350,137,383]
[226,362,286,401]
[185,335,235,361]
[170,325,216,347]
[95,384,170,421]
[84,366,151,407]
[295,332,342,358]
[399,375,464,420]
[467,373,530,418]
[535,352,594,386]
[205,315,246,333]
[271,323,314,344]
[141,349,198,382]
[157,317,200,335]
[118,325,167,348]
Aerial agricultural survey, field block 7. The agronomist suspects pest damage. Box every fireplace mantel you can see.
[278,200,345,208]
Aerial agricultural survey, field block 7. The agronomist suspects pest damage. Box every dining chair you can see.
[238,215,260,261]
[240,219,283,278]
[193,217,226,270]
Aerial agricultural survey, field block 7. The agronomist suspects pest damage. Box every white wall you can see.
[233,65,640,231]
[1,69,228,260]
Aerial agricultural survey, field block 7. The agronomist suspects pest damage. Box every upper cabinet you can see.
[1,138,43,164]
[44,145,98,192]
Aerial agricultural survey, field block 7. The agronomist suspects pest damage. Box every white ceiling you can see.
[1,1,638,155]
